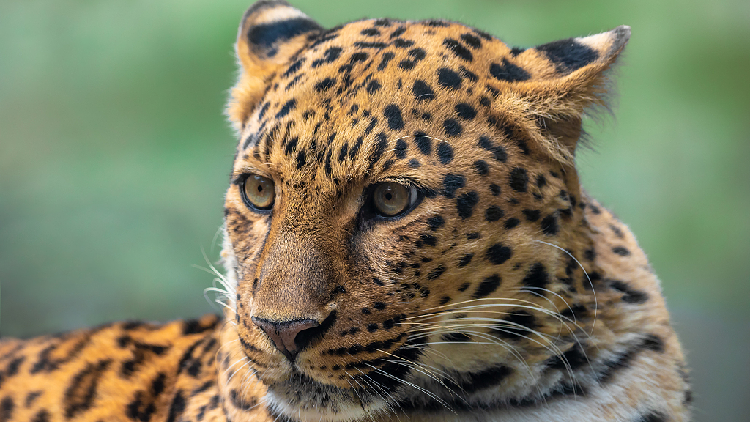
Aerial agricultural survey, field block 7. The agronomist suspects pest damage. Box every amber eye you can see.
[372,182,417,217]
[242,175,275,211]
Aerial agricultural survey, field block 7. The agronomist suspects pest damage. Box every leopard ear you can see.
[227,1,323,130]
[494,26,631,164]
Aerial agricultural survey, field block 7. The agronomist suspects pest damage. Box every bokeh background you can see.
[1,0,748,420]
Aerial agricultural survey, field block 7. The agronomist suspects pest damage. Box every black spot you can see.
[442,174,465,199]
[443,119,463,137]
[458,253,474,267]
[460,33,482,49]
[367,133,389,168]
[445,365,512,395]
[420,234,438,247]
[489,59,531,82]
[390,27,406,37]
[423,19,449,27]
[522,263,549,289]
[610,280,649,304]
[367,323,379,333]
[354,41,389,49]
[522,209,540,222]
[165,390,186,422]
[427,215,445,230]
[466,232,480,240]
[473,274,502,299]
[398,48,426,70]
[486,243,512,265]
[637,411,668,422]
[536,39,599,73]
[373,302,386,310]
[127,389,158,422]
[541,214,559,235]
[413,131,432,154]
[349,52,369,63]
[25,391,42,408]
[151,372,167,396]
[478,136,507,162]
[546,344,588,371]
[584,248,596,261]
[456,192,479,219]
[455,103,477,120]
[612,246,630,256]
[458,283,470,292]
[443,38,473,61]
[491,311,536,339]
[230,389,257,411]
[31,410,49,422]
[485,205,504,222]
[427,265,446,280]
[536,175,547,188]
[366,79,381,94]
[459,66,478,82]
[377,52,395,70]
[393,39,415,48]
[246,18,322,58]
[338,143,349,162]
[295,150,306,169]
[384,105,404,130]
[0,397,13,422]
[412,80,435,101]
[489,184,501,196]
[64,359,112,419]
[510,46,525,56]
[437,68,462,89]
[441,332,471,342]
[275,99,296,119]
[597,334,665,384]
[312,47,342,68]
[361,28,380,36]
[282,58,305,78]
[283,136,299,156]
[509,168,528,192]
[394,139,408,159]
[437,142,454,164]
[473,160,489,176]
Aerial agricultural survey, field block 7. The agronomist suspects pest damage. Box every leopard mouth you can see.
[262,335,429,421]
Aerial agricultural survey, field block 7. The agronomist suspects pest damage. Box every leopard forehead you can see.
[232,17,593,193]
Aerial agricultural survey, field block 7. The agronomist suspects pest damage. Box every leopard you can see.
[0,1,692,421]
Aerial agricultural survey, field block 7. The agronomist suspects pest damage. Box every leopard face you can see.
[219,1,631,420]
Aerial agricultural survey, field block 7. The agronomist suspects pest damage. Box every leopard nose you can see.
[251,317,320,361]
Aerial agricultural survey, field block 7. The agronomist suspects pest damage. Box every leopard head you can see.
[218,1,629,420]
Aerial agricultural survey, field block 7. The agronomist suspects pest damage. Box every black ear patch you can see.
[248,18,322,58]
[535,39,599,74]
[241,0,323,58]
[489,58,531,82]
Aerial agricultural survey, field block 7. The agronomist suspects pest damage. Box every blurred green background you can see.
[1,0,748,420]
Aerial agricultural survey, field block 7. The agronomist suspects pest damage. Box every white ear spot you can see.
[576,25,631,58]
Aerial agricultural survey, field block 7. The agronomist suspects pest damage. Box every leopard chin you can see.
[264,371,389,422]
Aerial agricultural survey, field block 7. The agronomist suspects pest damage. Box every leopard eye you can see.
[242,175,275,211]
[372,182,417,217]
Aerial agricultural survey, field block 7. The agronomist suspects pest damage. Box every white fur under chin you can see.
[264,390,391,422]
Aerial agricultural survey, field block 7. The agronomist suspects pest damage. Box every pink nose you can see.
[251,317,320,361]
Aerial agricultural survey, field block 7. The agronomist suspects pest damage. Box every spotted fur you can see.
[0,1,691,421]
